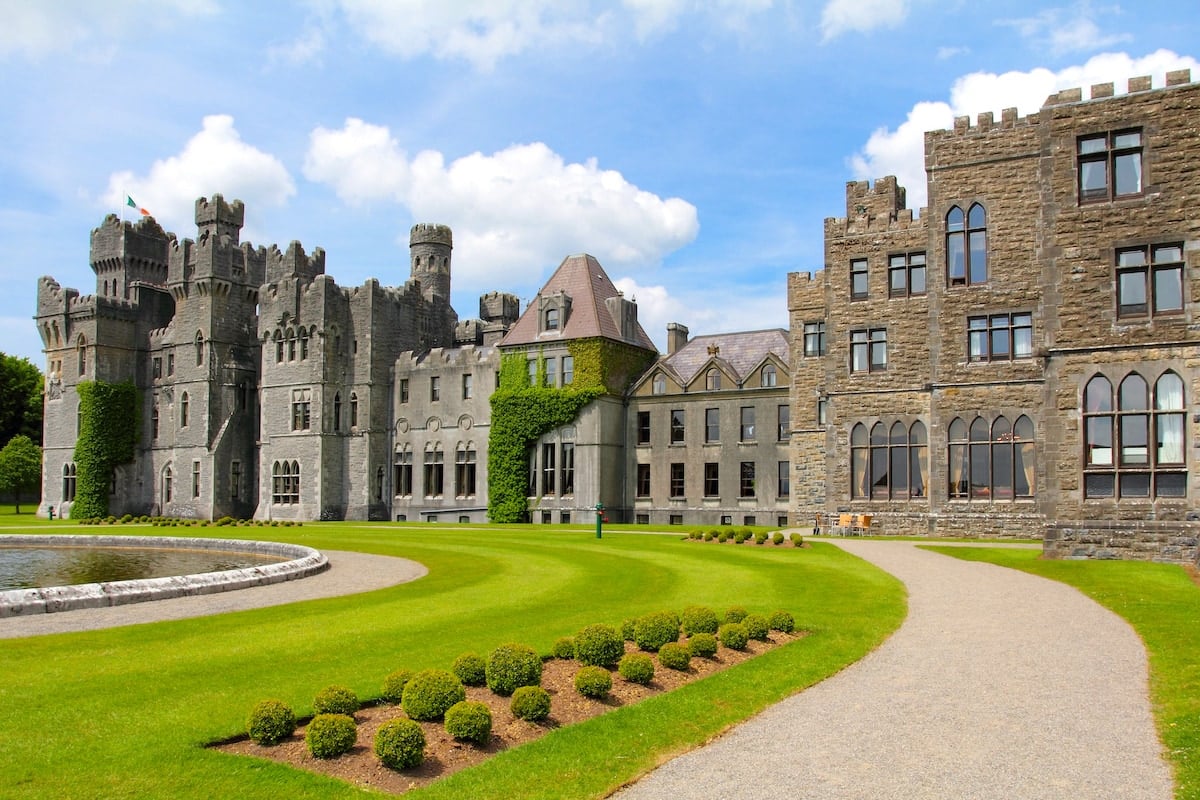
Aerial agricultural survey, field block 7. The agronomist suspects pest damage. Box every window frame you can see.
[946,204,987,287]
[850,258,869,301]
[636,463,651,497]
[967,312,1034,362]
[703,462,720,497]
[1116,244,1184,319]
[1078,129,1143,204]
[636,410,651,445]
[670,409,685,444]
[803,321,827,357]
[669,463,685,498]
[705,407,720,443]
[850,328,887,373]
[888,252,927,298]
[851,420,929,501]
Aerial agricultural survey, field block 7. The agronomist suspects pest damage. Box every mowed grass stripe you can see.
[0,528,904,800]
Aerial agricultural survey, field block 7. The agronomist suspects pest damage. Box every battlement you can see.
[89,214,172,271]
[825,176,923,236]
[399,345,493,370]
[787,270,827,313]
[195,194,245,243]
[265,241,325,284]
[410,223,453,248]
[480,291,520,322]
[1043,68,1192,108]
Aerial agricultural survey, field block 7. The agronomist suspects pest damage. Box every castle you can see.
[36,69,1200,549]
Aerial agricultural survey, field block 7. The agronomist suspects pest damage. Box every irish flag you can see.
[126,196,151,216]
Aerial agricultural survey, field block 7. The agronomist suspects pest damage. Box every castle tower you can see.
[409,223,452,302]
[195,194,244,244]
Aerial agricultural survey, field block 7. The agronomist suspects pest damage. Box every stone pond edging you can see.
[0,535,328,618]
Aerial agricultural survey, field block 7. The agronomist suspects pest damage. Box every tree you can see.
[0,435,42,514]
[0,353,43,447]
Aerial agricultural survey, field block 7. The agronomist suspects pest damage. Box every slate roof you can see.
[659,328,789,387]
[499,254,656,350]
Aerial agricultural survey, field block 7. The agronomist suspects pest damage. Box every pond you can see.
[0,544,288,592]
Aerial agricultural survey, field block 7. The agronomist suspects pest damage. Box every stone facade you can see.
[789,69,1200,544]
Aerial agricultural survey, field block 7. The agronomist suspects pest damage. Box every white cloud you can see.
[0,1,217,61]
[267,28,327,67]
[104,115,296,239]
[304,118,699,292]
[850,50,1200,210]
[999,3,1131,55]
[614,276,787,351]
[820,0,909,41]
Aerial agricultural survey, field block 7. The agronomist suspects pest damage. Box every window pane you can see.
[1119,414,1149,465]
[1114,152,1142,196]
[946,206,964,231]
[1085,473,1115,497]
[968,231,987,283]
[1086,417,1113,465]
[1154,267,1183,312]
[1014,326,1032,358]
[1118,271,1147,313]
[1119,473,1151,498]
[1079,136,1107,154]
[947,232,965,280]
[1118,248,1147,267]
[1156,472,1187,498]
[889,266,907,295]
[1120,375,1148,410]
[1156,373,1184,410]
[910,264,926,294]
[1079,160,1107,197]
[1154,245,1182,263]
[1086,376,1113,412]
[1157,414,1185,464]
[990,327,1010,358]
[890,445,908,497]
[1113,132,1141,148]
[871,445,889,498]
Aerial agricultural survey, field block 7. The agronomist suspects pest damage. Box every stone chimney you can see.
[667,322,689,355]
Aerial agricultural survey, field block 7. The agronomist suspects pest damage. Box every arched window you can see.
[706,369,721,390]
[375,465,384,501]
[299,328,309,360]
[652,374,666,395]
[545,307,559,331]
[850,423,869,499]
[62,463,77,501]
[350,392,359,428]
[762,364,777,387]
[180,392,190,428]
[853,420,928,501]
[287,328,296,361]
[949,415,1036,500]
[195,331,205,366]
[151,406,160,440]
[946,204,987,286]
[77,335,87,376]
[163,464,173,504]
[274,330,284,363]
[424,445,444,497]
[271,460,301,504]
[333,392,342,432]
[394,447,413,496]
[1084,371,1186,498]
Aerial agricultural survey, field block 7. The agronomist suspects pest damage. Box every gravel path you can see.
[614,539,1174,800]
[0,549,425,638]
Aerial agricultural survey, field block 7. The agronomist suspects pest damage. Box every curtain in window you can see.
[910,422,928,498]
[1156,372,1185,464]
[1015,416,1035,496]
[851,424,869,499]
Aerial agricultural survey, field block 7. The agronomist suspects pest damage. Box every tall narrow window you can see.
[652,374,666,395]
[424,447,444,497]
[462,373,473,399]
[562,356,574,386]
[291,389,310,431]
[704,462,719,497]
[777,404,790,441]
[544,358,557,388]
[287,329,297,361]
[850,258,868,300]
[394,448,413,496]
[637,411,651,445]
[399,379,409,403]
[163,464,172,504]
[180,392,190,428]
[299,329,309,360]
[333,392,342,432]
[803,322,827,357]
[430,377,440,402]
[77,335,87,376]
[670,409,685,444]
[636,464,651,497]
[560,443,574,495]
[545,307,559,330]
[274,332,284,363]
[350,392,359,428]
[778,461,790,497]
[151,406,160,440]
[192,460,201,498]
[231,461,241,500]
[762,364,777,387]
[456,446,477,497]
[541,442,555,495]
[375,465,384,501]
[740,407,755,441]
[739,462,756,497]
[705,407,720,443]
[947,204,987,286]
[1079,130,1142,202]
[62,463,77,501]
[195,331,205,366]
[670,463,685,498]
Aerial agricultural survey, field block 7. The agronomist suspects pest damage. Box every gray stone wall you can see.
[1044,521,1200,564]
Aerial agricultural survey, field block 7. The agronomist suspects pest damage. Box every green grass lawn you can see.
[926,546,1200,800]
[0,525,905,799]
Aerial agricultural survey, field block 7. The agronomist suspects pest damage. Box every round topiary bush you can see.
[375,717,426,770]
[402,669,466,721]
[574,665,612,698]
[680,605,719,636]
[573,623,624,667]
[246,699,296,745]
[769,609,796,633]
[452,653,487,687]
[755,531,769,544]
[719,622,749,650]
[657,641,692,671]
[621,618,637,641]
[703,530,716,541]
[688,632,719,659]
[617,652,655,685]
[313,685,358,716]
[772,532,785,545]
[510,685,552,721]
[305,713,357,759]
[551,636,576,660]
[743,613,771,641]
[444,700,493,744]
[790,532,804,547]
[717,531,729,543]
[381,669,414,704]
[723,606,749,624]
[734,530,749,544]
[634,611,681,652]
[485,643,543,696]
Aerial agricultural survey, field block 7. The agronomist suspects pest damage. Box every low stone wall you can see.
[1043,521,1200,565]
[0,535,328,617]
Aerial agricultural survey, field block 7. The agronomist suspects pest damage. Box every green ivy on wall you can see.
[73,381,138,519]
[486,340,655,523]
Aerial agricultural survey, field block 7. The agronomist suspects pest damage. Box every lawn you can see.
[0,524,905,799]
[926,546,1200,800]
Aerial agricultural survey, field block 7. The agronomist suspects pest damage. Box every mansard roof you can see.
[661,328,789,387]
[499,254,656,350]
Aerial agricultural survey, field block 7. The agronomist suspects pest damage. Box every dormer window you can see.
[652,374,666,395]
[545,308,559,330]
[706,369,721,390]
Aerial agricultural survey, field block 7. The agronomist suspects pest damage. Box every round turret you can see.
[409,223,452,301]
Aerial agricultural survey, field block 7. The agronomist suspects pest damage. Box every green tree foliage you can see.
[0,353,43,447]
[0,434,42,513]
[73,381,138,519]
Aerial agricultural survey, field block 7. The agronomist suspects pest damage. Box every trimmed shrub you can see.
[754,531,768,544]
[790,532,804,547]
[573,623,624,667]
[723,606,749,624]
[313,685,358,716]
[381,669,414,704]
[703,530,716,542]
[657,641,691,671]
[769,609,796,633]
[634,611,680,652]
[486,643,543,696]
[452,653,487,687]
[772,532,785,545]
[680,605,719,636]
[574,665,612,698]
[617,652,655,685]
[306,713,357,759]
[717,531,729,543]
[551,637,576,660]
[246,699,295,745]
[444,700,492,744]
[733,530,750,544]
[719,622,749,651]
[374,718,425,770]
[743,613,771,641]
[688,632,719,659]
[621,618,637,641]
[510,685,552,721]
[402,669,466,721]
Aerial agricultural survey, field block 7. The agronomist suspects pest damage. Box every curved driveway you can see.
[615,539,1174,800]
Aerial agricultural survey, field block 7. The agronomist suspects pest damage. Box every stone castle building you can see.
[789,68,1200,544]
[36,69,1199,542]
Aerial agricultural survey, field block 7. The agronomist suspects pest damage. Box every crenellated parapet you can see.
[195,194,245,243]
[265,240,325,285]
[480,291,520,323]
[786,270,826,314]
[1042,68,1192,108]
[824,177,924,237]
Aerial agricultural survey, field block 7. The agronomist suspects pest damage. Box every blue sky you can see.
[1,1,1197,367]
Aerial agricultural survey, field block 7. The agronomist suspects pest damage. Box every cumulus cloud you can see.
[0,1,217,60]
[104,115,296,238]
[304,118,699,291]
[820,0,909,41]
[998,3,1131,55]
[850,49,1200,210]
